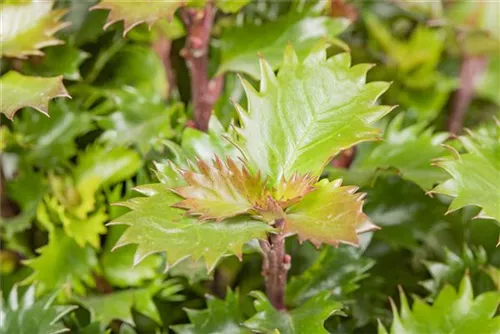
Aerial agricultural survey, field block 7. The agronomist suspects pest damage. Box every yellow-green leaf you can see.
[235,44,392,187]
[284,179,376,247]
[0,71,70,120]
[91,0,182,36]
[0,0,69,58]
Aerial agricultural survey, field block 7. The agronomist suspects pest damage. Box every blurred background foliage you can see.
[0,0,499,333]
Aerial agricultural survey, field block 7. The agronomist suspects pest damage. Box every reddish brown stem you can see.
[447,55,487,135]
[153,36,177,97]
[260,219,290,310]
[181,3,223,131]
[331,147,357,169]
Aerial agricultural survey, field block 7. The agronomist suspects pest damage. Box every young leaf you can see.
[286,245,374,306]
[331,115,449,190]
[173,157,267,221]
[0,0,69,58]
[218,14,349,78]
[24,228,98,295]
[111,184,273,272]
[0,71,70,120]
[379,275,500,334]
[431,125,500,222]
[244,291,342,333]
[0,285,76,334]
[91,0,182,35]
[284,179,376,247]
[172,290,250,334]
[235,44,392,186]
[76,281,168,326]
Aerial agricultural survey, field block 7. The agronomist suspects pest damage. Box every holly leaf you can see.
[91,0,182,36]
[111,184,273,272]
[284,179,376,247]
[0,71,70,120]
[22,44,90,81]
[379,275,500,334]
[217,14,349,78]
[244,291,342,333]
[234,43,392,186]
[215,0,250,13]
[0,285,76,334]
[431,124,500,222]
[331,115,449,190]
[76,281,167,326]
[13,100,93,168]
[101,226,162,288]
[173,157,267,221]
[23,228,98,295]
[98,88,174,154]
[73,145,142,191]
[172,290,250,334]
[421,245,496,297]
[0,0,69,59]
[286,245,374,306]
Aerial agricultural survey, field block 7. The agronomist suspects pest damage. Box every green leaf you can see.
[91,0,182,35]
[14,100,93,168]
[111,184,273,272]
[432,124,500,222]
[22,44,90,81]
[476,56,500,105]
[235,44,391,186]
[379,275,500,334]
[0,285,76,334]
[421,245,496,297]
[331,115,449,190]
[98,89,174,154]
[0,71,70,120]
[73,145,142,191]
[286,245,374,306]
[284,179,376,247]
[76,281,167,326]
[101,226,162,288]
[24,228,98,295]
[172,290,250,334]
[244,291,342,333]
[218,14,349,78]
[0,0,69,58]
[215,0,250,13]
[364,13,444,74]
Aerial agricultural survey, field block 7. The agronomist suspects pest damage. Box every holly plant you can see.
[1,0,499,333]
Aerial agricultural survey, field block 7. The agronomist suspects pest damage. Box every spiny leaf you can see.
[173,157,267,221]
[172,290,250,334]
[76,281,168,326]
[23,228,98,296]
[284,179,377,247]
[286,245,375,306]
[421,245,496,297]
[101,226,162,288]
[0,0,69,59]
[0,285,76,334]
[0,71,70,120]
[431,124,500,222]
[111,184,273,272]
[235,43,392,187]
[91,0,182,36]
[218,14,349,78]
[332,114,449,190]
[379,275,500,334]
[244,291,342,334]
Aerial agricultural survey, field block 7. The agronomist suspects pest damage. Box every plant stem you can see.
[153,35,177,97]
[447,55,487,135]
[180,3,223,131]
[260,219,290,310]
